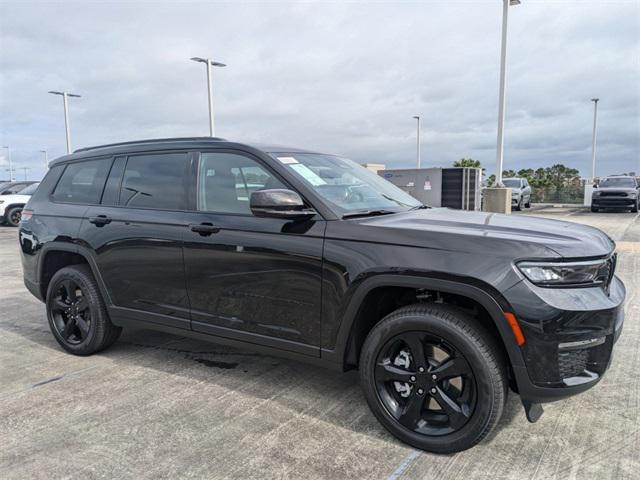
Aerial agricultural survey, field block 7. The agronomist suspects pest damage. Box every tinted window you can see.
[503,179,521,188]
[198,152,285,214]
[17,183,39,195]
[101,157,126,206]
[120,153,189,210]
[52,159,111,204]
[599,177,637,188]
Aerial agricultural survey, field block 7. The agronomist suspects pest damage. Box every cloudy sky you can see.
[1,0,639,181]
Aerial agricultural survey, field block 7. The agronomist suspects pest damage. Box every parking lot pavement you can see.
[1,211,639,480]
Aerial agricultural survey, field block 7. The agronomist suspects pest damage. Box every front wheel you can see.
[591,206,599,213]
[631,201,638,213]
[359,304,507,453]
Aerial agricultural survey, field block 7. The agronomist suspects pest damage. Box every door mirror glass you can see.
[250,189,316,220]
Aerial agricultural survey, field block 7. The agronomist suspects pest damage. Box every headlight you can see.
[517,259,608,286]
[629,192,637,198]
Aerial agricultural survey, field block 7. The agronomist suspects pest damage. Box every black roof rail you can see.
[73,137,228,153]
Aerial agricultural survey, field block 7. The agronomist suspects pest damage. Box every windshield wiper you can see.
[409,204,430,210]
[342,209,397,219]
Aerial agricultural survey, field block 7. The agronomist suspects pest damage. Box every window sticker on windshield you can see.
[289,163,327,186]
[277,156,299,165]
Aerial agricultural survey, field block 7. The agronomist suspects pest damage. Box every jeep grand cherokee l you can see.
[591,175,639,212]
[20,138,625,453]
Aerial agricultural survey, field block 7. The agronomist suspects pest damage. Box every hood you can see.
[349,208,615,259]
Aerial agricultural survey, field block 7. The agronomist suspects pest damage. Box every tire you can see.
[514,199,522,211]
[631,201,638,213]
[359,304,507,453]
[5,206,23,227]
[525,199,531,208]
[591,206,599,213]
[46,265,121,355]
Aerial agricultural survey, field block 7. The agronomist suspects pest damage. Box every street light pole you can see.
[494,0,520,187]
[40,150,49,170]
[590,98,599,182]
[21,167,30,181]
[1,146,13,181]
[190,57,226,136]
[412,115,421,168]
[48,91,81,154]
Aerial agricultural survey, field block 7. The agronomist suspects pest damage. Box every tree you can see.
[453,158,482,169]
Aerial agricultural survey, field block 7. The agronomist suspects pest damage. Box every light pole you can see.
[48,91,81,154]
[1,146,13,181]
[40,150,49,170]
[590,98,599,182]
[20,167,30,181]
[494,0,521,187]
[190,57,226,137]
[413,115,421,168]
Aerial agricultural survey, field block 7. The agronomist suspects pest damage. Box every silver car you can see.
[503,178,532,211]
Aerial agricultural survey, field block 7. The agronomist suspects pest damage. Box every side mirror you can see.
[250,189,316,220]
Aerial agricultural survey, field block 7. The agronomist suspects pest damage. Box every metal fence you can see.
[530,186,584,204]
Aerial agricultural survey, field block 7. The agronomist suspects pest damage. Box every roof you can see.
[50,137,326,166]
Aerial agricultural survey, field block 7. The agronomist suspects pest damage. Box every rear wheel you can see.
[46,265,121,355]
[359,304,507,453]
[6,206,23,227]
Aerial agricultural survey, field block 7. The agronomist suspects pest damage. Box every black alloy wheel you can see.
[50,278,91,345]
[46,265,121,355]
[359,304,507,453]
[6,206,22,227]
[374,332,476,436]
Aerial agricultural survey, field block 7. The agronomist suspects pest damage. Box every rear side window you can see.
[52,159,111,204]
[120,153,189,210]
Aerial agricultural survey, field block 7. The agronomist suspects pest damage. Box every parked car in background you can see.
[503,178,532,211]
[0,180,38,196]
[591,176,639,212]
[19,138,624,453]
[0,182,40,227]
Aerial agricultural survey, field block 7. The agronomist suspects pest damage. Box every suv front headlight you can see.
[517,259,608,286]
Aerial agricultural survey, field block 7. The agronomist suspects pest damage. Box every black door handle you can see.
[189,222,220,236]
[88,215,112,227]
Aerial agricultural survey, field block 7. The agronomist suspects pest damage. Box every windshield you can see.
[503,179,521,188]
[599,177,637,188]
[271,153,421,214]
[17,183,39,195]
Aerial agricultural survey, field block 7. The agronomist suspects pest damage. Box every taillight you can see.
[20,209,33,222]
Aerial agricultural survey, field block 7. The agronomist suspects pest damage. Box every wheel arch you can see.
[328,275,526,377]
[38,243,112,304]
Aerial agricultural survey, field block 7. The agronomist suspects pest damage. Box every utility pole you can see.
[20,166,30,180]
[1,146,13,181]
[190,57,226,136]
[494,0,521,187]
[413,115,421,168]
[40,150,49,170]
[48,91,81,153]
[590,98,599,182]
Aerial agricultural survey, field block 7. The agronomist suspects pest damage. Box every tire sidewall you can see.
[46,267,102,355]
[7,207,22,227]
[360,310,502,452]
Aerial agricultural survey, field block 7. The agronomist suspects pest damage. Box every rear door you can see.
[80,152,192,330]
[183,150,325,356]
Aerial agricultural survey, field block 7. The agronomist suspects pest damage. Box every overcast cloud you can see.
[1,0,639,181]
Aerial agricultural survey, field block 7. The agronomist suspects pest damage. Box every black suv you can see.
[591,175,639,212]
[20,138,625,453]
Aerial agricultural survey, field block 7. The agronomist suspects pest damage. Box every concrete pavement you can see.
[1,209,638,479]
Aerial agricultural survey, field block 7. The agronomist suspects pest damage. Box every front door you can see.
[183,150,325,356]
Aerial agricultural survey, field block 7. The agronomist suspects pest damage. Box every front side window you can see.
[198,152,285,214]
[52,159,111,204]
[120,153,189,210]
[270,153,421,214]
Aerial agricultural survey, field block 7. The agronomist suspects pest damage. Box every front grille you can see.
[599,191,627,197]
[558,349,588,378]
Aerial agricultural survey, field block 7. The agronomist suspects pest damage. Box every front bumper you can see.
[592,197,637,208]
[504,275,625,403]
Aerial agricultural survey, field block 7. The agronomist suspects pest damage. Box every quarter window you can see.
[120,154,189,210]
[52,159,111,204]
[198,152,285,214]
